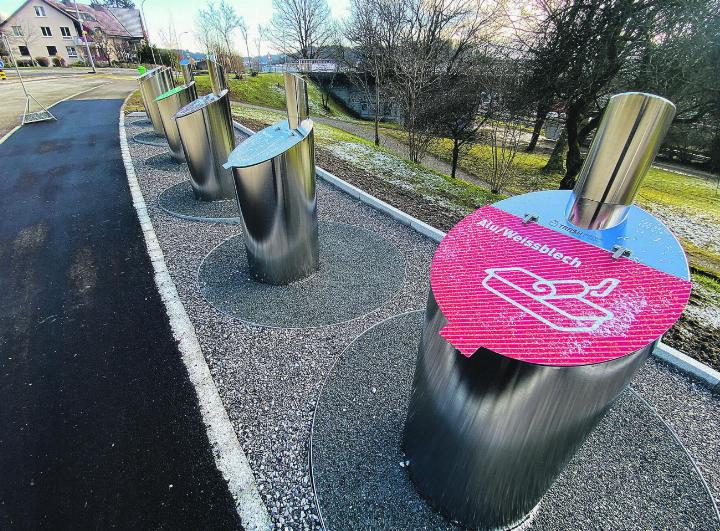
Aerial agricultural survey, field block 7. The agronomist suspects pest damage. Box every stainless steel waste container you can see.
[224,73,319,285]
[174,89,236,201]
[402,93,692,530]
[138,66,175,136]
[156,82,198,161]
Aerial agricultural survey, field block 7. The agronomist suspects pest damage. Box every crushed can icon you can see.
[482,267,619,332]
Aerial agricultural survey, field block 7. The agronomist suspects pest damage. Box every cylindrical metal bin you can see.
[223,73,319,285]
[156,82,198,161]
[402,93,691,530]
[138,66,175,136]
[174,89,236,201]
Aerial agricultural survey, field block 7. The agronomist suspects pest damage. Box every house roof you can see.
[39,0,144,39]
[108,7,145,39]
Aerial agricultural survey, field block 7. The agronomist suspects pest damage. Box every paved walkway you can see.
[0,87,241,529]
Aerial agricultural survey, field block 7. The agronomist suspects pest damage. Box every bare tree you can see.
[268,0,335,59]
[197,0,244,76]
[238,19,252,73]
[253,24,265,71]
[345,0,404,145]
[6,19,39,66]
[389,0,497,163]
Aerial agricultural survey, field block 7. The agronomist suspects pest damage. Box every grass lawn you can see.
[124,71,353,118]
[383,128,720,290]
[232,104,502,215]
[193,73,351,119]
[124,89,145,113]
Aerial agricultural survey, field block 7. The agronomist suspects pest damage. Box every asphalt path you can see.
[0,69,138,139]
[0,85,242,529]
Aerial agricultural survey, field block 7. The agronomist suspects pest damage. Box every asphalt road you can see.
[0,69,138,139]
[0,83,242,529]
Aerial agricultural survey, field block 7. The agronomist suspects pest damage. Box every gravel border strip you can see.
[122,104,272,531]
[232,119,720,390]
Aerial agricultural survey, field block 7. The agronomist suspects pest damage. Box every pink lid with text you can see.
[431,205,692,366]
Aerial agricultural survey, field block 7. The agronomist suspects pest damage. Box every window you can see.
[47,46,57,56]
[60,27,72,38]
[12,26,23,36]
[41,26,52,37]
[34,5,46,17]
[19,46,30,56]
[66,46,78,57]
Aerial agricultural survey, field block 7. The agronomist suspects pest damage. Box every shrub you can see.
[51,57,66,67]
[35,56,50,67]
[16,59,34,67]
[70,60,87,67]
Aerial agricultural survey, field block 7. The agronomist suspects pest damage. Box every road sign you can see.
[431,204,691,365]
[0,60,5,69]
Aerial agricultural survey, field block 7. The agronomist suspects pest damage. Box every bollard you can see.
[138,66,175,136]
[402,93,691,530]
[223,73,319,285]
[156,82,198,161]
[174,89,236,201]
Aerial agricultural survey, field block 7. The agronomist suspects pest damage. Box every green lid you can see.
[155,84,191,102]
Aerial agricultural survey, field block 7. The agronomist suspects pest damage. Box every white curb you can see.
[123,107,272,530]
[232,118,720,390]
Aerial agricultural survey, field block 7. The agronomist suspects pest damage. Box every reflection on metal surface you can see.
[174,89,236,201]
[156,82,198,161]
[138,66,175,136]
[402,293,652,530]
[224,73,319,285]
[284,72,309,129]
[181,63,193,84]
[567,92,676,230]
[208,57,227,95]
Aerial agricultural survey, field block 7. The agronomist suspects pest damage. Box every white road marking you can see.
[119,100,272,530]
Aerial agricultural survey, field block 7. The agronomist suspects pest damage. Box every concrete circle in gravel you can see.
[158,181,242,224]
[198,222,406,328]
[144,152,186,172]
[127,118,153,128]
[133,131,168,146]
[311,311,720,530]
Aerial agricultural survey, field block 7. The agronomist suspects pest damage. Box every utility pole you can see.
[140,0,158,65]
[74,1,97,73]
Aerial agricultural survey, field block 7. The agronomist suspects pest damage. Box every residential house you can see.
[0,0,146,66]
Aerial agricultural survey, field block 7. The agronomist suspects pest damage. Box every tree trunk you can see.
[451,138,460,178]
[542,130,567,174]
[560,105,583,189]
[526,102,549,153]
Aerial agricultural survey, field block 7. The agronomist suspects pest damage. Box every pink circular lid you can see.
[431,205,692,366]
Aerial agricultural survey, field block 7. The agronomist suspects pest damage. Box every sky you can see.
[0,0,351,55]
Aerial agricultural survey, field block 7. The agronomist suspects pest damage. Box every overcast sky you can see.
[0,0,351,55]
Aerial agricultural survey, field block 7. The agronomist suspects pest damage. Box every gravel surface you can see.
[312,311,719,530]
[198,222,406,328]
[127,119,434,529]
[125,116,720,529]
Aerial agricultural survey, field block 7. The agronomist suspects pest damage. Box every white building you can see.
[0,0,146,66]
